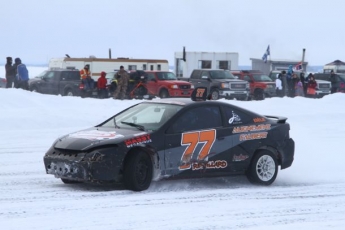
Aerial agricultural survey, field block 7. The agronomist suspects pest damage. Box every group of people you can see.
[79,64,129,99]
[4,57,29,90]
[275,67,318,98]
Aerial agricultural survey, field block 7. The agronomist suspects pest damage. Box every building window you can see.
[198,60,212,69]
[157,64,161,71]
[217,61,230,70]
[128,65,137,71]
[143,64,147,70]
[150,65,154,70]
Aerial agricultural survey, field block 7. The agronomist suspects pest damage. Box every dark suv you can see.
[29,68,81,96]
[313,73,345,93]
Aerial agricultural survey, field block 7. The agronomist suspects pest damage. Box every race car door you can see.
[164,105,233,177]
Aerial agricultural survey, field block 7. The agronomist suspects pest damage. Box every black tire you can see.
[61,178,81,184]
[246,150,278,185]
[254,89,265,100]
[30,86,38,93]
[123,151,153,191]
[210,88,220,100]
[159,89,169,98]
[64,88,74,96]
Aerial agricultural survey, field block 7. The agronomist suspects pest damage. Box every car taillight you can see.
[79,84,84,89]
[340,82,345,88]
[1,79,6,83]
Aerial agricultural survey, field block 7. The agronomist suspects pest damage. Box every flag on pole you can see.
[262,45,270,63]
[293,62,303,71]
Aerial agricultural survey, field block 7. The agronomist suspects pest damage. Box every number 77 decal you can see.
[179,129,216,170]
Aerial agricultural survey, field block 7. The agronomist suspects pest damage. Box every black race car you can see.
[43,88,295,191]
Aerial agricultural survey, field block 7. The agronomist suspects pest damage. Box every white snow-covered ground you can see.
[1,66,345,229]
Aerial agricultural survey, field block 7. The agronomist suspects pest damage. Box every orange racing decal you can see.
[179,129,216,170]
[232,124,271,134]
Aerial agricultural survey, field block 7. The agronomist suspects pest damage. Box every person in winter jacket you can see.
[280,70,288,96]
[275,74,283,97]
[294,77,305,97]
[80,64,94,91]
[113,66,129,100]
[15,58,29,90]
[97,71,108,99]
[306,75,317,98]
[5,57,16,88]
[329,70,338,93]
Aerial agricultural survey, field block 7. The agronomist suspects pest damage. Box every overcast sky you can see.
[1,0,344,66]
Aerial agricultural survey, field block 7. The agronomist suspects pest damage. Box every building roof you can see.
[325,60,345,66]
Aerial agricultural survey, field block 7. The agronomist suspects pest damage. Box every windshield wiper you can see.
[121,122,145,131]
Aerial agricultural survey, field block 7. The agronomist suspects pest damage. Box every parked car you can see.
[43,90,295,191]
[29,69,81,96]
[180,69,249,100]
[231,70,276,100]
[0,77,6,88]
[313,73,345,93]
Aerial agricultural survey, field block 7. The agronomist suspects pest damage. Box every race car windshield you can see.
[209,71,236,79]
[100,103,183,131]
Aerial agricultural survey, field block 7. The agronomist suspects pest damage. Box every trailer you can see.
[49,57,169,81]
[174,51,239,78]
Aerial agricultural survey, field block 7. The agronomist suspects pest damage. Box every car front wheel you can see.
[246,150,278,185]
[210,89,219,100]
[124,151,153,191]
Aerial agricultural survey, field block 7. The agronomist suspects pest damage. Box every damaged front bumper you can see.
[43,147,124,183]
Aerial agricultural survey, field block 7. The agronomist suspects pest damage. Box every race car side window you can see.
[168,106,222,133]
[222,106,252,126]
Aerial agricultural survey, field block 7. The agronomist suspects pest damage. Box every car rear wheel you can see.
[159,89,169,98]
[246,150,278,185]
[123,151,153,191]
[65,89,74,96]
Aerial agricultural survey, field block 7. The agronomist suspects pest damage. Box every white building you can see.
[174,51,239,78]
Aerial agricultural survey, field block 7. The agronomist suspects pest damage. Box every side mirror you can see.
[151,78,157,82]
[248,80,254,83]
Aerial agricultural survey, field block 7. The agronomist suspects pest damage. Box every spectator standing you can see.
[5,57,16,88]
[113,66,129,100]
[15,58,29,90]
[275,74,283,97]
[97,71,108,99]
[329,70,338,93]
[306,75,317,98]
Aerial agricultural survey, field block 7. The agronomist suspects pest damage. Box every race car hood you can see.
[53,127,149,151]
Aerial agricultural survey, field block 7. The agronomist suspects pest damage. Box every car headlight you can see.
[191,84,195,89]
[221,83,229,89]
[170,85,179,89]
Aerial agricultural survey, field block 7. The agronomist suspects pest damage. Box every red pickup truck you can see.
[143,71,194,98]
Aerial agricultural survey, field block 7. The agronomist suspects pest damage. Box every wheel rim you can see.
[256,155,275,181]
[67,91,73,96]
[135,159,149,185]
[211,91,218,100]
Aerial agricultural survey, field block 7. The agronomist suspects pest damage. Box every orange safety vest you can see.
[80,68,91,79]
